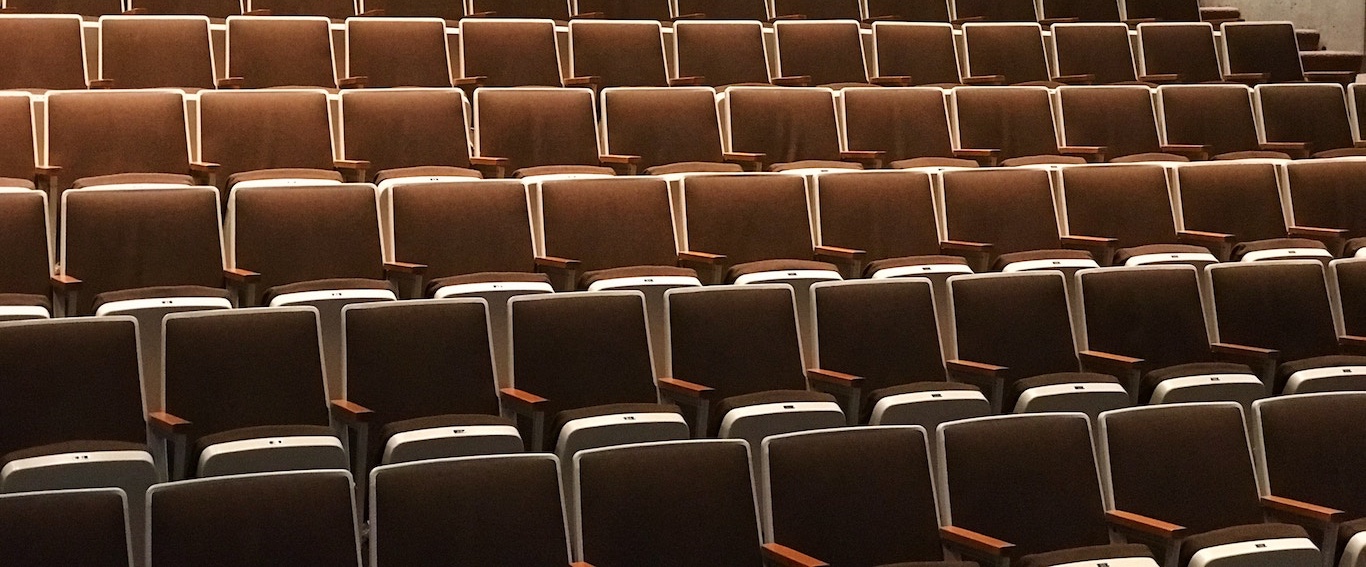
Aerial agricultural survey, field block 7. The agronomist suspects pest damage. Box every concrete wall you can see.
[1206,0,1366,55]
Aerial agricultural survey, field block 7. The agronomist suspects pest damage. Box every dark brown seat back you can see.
[7,0,122,16]
[474,88,600,172]
[942,168,1061,256]
[1222,22,1306,83]
[0,16,88,91]
[951,272,1080,377]
[772,0,861,19]
[814,279,946,391]
[576,0,672,19]
[1056,86,1164,159]
[252,0,355,18]
[0,489,131,567]
[816,170,942,260]
[681,173,814,265]
[601,87,726,170]
[341,89,472,179]
[1124,0,1200,21]
[0,190,51,297]
[1042,0,1121,21]
[1060,163,1179,247]
[1051,23,1138,84]
[1209,261,1341,363]
[199,89,336,194]
[675,0,768,20]
[1175,162,1287,243]
[540,177,680,272]
[954,0,1038,21]
[367,0,466,19]
[99,16,216,89]
[346,18,452,88]
[673,20,770,88]
[459,18,562,87]
[226,16,337,88]
[1257,84,1356,153]
[775,20,868,86]
[843,87,957,162]
[128,0,241,18]
[725,87,843,167]
[1137,23,1222,83]
[229,184,383,294]
[873,23,963,86]
[1255,393,1366,518]
[1285,160,1366,240]
[47,90,192,191]
[470,0,571,20]
[0,94,36,182]
[667,285,807,398]
[1159,85,1262,156]
[866,0,951,21]
[385,180,535,278]
[962,23,1050,83]
[569,20,669,88]
[1079,266,1212,368]
[1336,260,1366,337]
[954,86,1060,160]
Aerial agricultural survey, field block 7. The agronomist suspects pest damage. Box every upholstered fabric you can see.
[956,0,1038,21]
[389,181,537,280]
[775,21,869,87]
[1052,24,1139,84]
[1180,523,1310,566]
[1178,162,1294,244]
[2,439,147,469]
[1161,86,1267,157]
[953,272,1082,379]
[131,0,239,18]
[514,165,617,179]
[470,0,571,21]
[1257,393,1366,518]
[1285,160,1366,244]
[683,174,817,265]
[426,272,550,296]
[1080,268,1219,372]
[92,285,231,312]
[343,90,478,181]
[1000,155,1088,167]
[643,162,744,175]
[1138,24,1224,83]
[1213,150,1293,160]
[194,424,338,456]
[992,248,1093,271]
[0,16,87,91]
[1222,23,1307,82]
[201,90,338,196]
[374,166,481,184]
[0,176,34,190]
[844,88,961,163]
[540,177,682,273]
[72,173,195,189]
[1010,372,1119,409]
[1056,87,1166,161]
[668,286,809,403]
[1258,84,1357,154]
[814,280,946,400]
[1113,244,1215,265]
[579,266,698,289]
[1016,544,1154,567]
[955,87,1064,161]
[675,0,768,19]
[770,160,861,172]
[0,292,49,310]
[0,488,132,567]
[550,402,682,444]
[99,15,215,89]
[346,18,451,88]
[727,88,845,166]
[874,23,962,86]
[7,0,123,16]
[1061,164,1183,250]
[376,414,514,466]
[227,16,336,88]
[673,20,771,87]
[571,21,669,88]
[604,88,730,170]
[48,90,194,192]
[1336,259,1366,335]
[962,24,1053,84]
[365,0,465,18]
[1109,152,1190,163]
[459,18,563,86]
[1276,355,1366,392]
[226,168,344,187]
[891,157,980,168]
[1210,262,1342,366]
[0,191,53,298]
[943,168,1062,256]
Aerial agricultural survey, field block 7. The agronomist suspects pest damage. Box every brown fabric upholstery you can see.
[200,90,336,198]
[570,20,669,88]
[953,272,1081,379]
[940,414,1111,556]
[873,23,962,86]
[954,87,1063,161]
[771,0,860,19]
[769,159,861,172]
[577,441,762,565]
[72,173,195,189]
[459,19,562,87]
[1000,155,1087,167]
[476,88,601,173]
[675,0,767,20]
[892,157,980,168]
[843,87,960,163]
[63,187,224,316]
[955,0,1038,21]
[1179,523,1310,566]
[1041,0,1121,21]
[0,16,87,91]
[342,89,474,182]
[1259,84,1357,156]
[130,0,240,18]
[263,277,394,304]
[1223,22,1306,83]
[541,177,681,275]
[962,24,1052,84]
[1256,393,1366,518]
[1335,260,1366,336]
[1177,162,1291,245]
[1275,355,1366,393]
[1010,372,1118,409]
[1138,23,1223,83]
[377,414,512,448]
[0,96,35,182]
[775,21,869,87]
[942,168,1062,258]
[372,455,570,566]
[230,184,383,303]
[149,471,358,566]
[7,0,122,15]
[1211,149,1292,161]
[0,489,131,567]
[227,16,337,88]
[682,174,815,265]
[2,439,147,467]
[866,0,951,21]
[1210,262,1342,387]
[100,16,215,89]
[1061,164,1181,249]
[1160,85,1263,157]
[814,279,946,404]
[1080,267,1214,370]
[602,87,727,171]
[366,0,466,19]
[470,0,570,20]
[193,423,338,456]
[48,90,192,193]
[766,427,948,565]
[579,266,698,289]
[1017,544,1155,567]
[346,19,451,88]
[389,181,536,280]
[1125,0,1200,21]
[817,171,942,261]
[549,402,681,442]
[0,190,51,298]
[0,318,145,460]
[674,21,773,88]
[1052,24,1139,84]
[576,0,671,19]
[253,0,354,18]
[374,166,481,183]
[726,87,843,168]
[512,165,616,178]
[668,286,809,405]
[992,248,1093,270]
[1355,86,1366,142]
[0,292,49,311]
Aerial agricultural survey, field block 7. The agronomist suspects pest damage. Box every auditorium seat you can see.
[760,427,975,567]
[369,454,574,566]
[225,16,361,89]
[810,279,989,427]
[939,167,1100,273]
[1158,85,1307,159]
[1174,162,1332,262]
[469,0,572,21]
[1039,0,1123,23]
[148,470,360,567]
[456,18,572,89]
[722,86,882,171]
[661,285,845,444]
[600,87,758,174]
[1051,23,1173,85]
[1336,259,1366,339]
[953,0,1039,23]
[841,87,995,168]
[872,22,1003,87]
[771,0,862,20]
[1098,403,1320,567]
[961,23,1093,86]
[363,0,465,20]
[0,488,132,567]
[1138,23,1263,84]
[575,0,671,20]
[0,93,42,194]
[773,20,910,88]
[1055,85,1209,162]
[813,169,969,278]
[953,86,1106,165]
[0,15,97,91]
[344,17,451,88]
[1208,260,1366,395]
[6,0,123,17]
[1255,83,1366,159]
[128,0,241,19]
[1282,159,1366,257]
[98,16,217,90]
[1251,392,1366,567]
[505,292,688,457]
[1124,0,1201,22]
[0,318,156,565]
[1222,21,1357,84]
[335,300,521,472]
[674,0,768,20]
[866,0,953,22]
[569,19,701,89]
[0,189,53,321]
[1077,266,1264,406]
[156,308,349,479]
[1353,84,1365,145]
[1056,163,1218,266]
[473,87,631,177]
[673,20,806,89]
[251,0,356,19]
[340,89,501,185]
[937,413,1157,567]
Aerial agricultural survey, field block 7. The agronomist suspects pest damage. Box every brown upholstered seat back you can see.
[1176,162,1287,242]
[474,88,600,172]
[99,16,216,90]
[1256,393,1366,518]
[941,414,1110,555]
[675,0,768,20]
[199,89,336,192]
[6,0,121,16]
[962,23,1050,83]
[0,489,132,567]
[342,89,471,179]
[230,184,383,293]
[1334,260,1366,336]
[602,87,726,170]
[346,18,452,88]
[1222,22,1305,83]
[252,0,354,18]
[673,21,770,88]
[1285,160,1366,239]
[1257,84,1356,153]
[1160,85,1261,153]
[0,94,35,182]
[873,23,962,86]
[772,0,860,19]
[954,87,1060,160]
[1209,261,1341,362]
[814,279,946,390]
[129,0,241,18]
[163,308,331,444]
[63,187,224,315]
[1354,86,1366,141]
[0,317,145,457]
[459,19,562,87]
[667,285,807,398]
[951,272,1081,377]
[775,21,868,86]
[367,0,466,19]
[371,455,571,566]
[1052,24,1139,84]
[0,16,88,91]
[765,427,945,564]
[725,87,842,166]
[569,20,669,88]
[942,168,1061,256]
[387,180,535,278]
[510,292,658,414]
[0,190,51,297]
[1079,266,1213,368]
[1057,86,1164,159]
[576,0,672,19]
[1125,0,1200,21]
[540,177,679,272]
[1103,403,1264,533]
[47,90,192,191]
[1138,23,1222,83]
[955,0,1039,21]
[816,170,941,260]
[1060,163,1179,247]
[867,0,951,21]
[843,87,957,162]
[681,173,813,264]
[1042,0,1122,21]
[470,0,571,20]
[226,16,336,88]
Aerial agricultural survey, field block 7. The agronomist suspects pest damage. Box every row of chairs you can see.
[10,396,1366,567]
[5,13,1356,93]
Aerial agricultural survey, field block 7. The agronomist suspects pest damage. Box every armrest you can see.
[148,411,191,436]
[813,245,866,279]
[383,262,427,298]
[1339,335,1366,356]
[1223,72,1270,86]
[771,75,812,87]
[1211,342,1278,360]
[840,150,885,169]
[563,76,600,88]
[215,76,244,89]
[668,76,707,87]
[1160,144,1211,161]
[806,368,864,387]
[336,76,368,89]
[1060,235,1118,266]
[1305,71,1357,84]
[940,525,1016,558]
[869,75,913,87]
[599,153,641,175]
[1106,509,1187,540]
[657,377,716,400]
[87,78,115,89]
[189,161,219,173]
[223,268,260,307]
[1176,230,1235,262]
[358,7,385,16]
[1262,495,1344,526]
[535,256,581,291]
[1260,141,1311,159]
[1059,145,1107,163]
[946,359,1008,378]
[678,251,727,285]
[961,74,1006,86]
[954,148,1001,166]
[329,399,374,424]
[1039,16,1081,25]
[761,542,828,567]
[1139,73,1181,84]
[573,10,605,17]
[499,387,548,415]
[469,155,509,179]
[940,239,993,272]
[723,152,766,172]
[950,16,986,25]
[1123,17,1157,26]
[1211,342,1279,386]
[813,245,866,258]
[1289,225,1349,256]
[1054,73,1096,86]
[383,261,427,275]
[334,159,370,183]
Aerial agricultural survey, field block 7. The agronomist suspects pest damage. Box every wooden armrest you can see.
[771,75,812,87]
[1261,141,1311,158]
[946,359,1008,377]
[1061,235,1118,265]
[563,76,599,88]
[383,261,427,275]
[961,75,1006,86]
[499,387,548,412]
[222,268,260,283]
[1177,230,1235,260]
[535,256,580,270]
[1079,350,1145,369]
[1054,73,1095,85]
[215,76,244,89]
[1061,235,1118,246]
[941,239,992,271]
[954,148,1000,166]
[807,368,864,387]
[337,76,367,89]
[35,165,61,176]
[679,251,726,264]
[599,154,641,165]
[724,152,765,163]
[570,563,596,567]
[1223,72,1269,85]
[87,78,115,89]
[1140,73,1181,84]
[452,76,486,87]
[1123,17,1157,26]
[573,10,604,17]
[189,161,220,173]
[1059,145,1107,162]
[1305,71,1357,84]
[941,239,993,252]
[657,377,716,400]
[813,245,864,260]
[329,399,374,423]
[1107,510,1186,539]
[840,150,885,168]
[940,525,1016,558]
[469,156,509,167]
[869,75,912,87]
[1039,16,1081,25]
[1211,342,1279,360]
[761,542,829,567]
[1339,335,1366,355]
[149,411,190,435]
[668,76,707,87]
[951,16,986,25]
[1161,144,1211,160]
[51,274,82,290]
[1178,230,1236,243]
[334,159,370,172]
[1261,495,1344,525]
[358,7,385,16]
